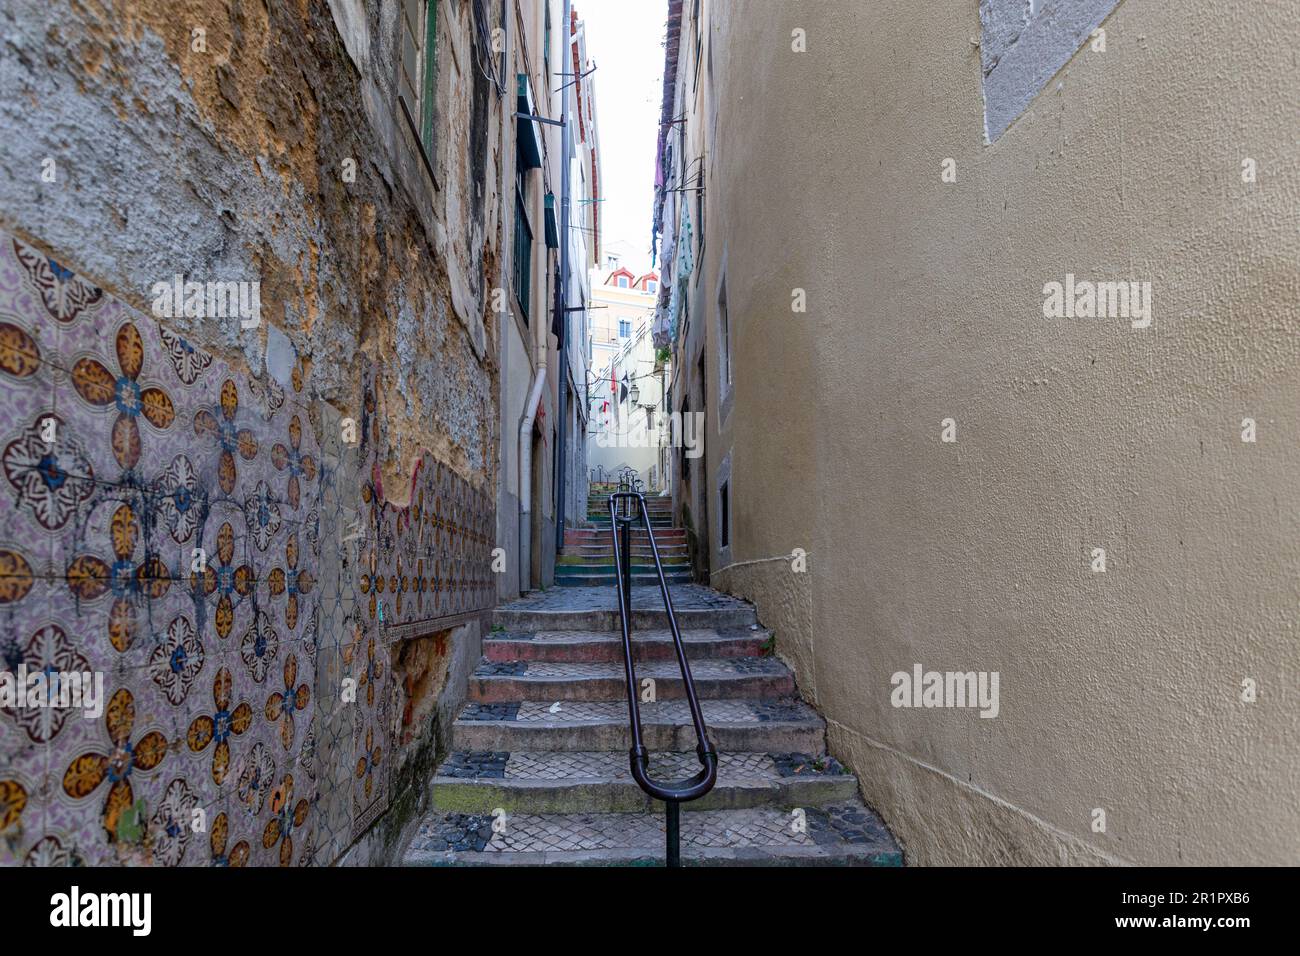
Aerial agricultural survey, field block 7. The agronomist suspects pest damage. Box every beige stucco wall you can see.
[706,0,1299,865]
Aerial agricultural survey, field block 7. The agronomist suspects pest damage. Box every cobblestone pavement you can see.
[458,698,818,724]
[411,804,898,856]
[435,750,845,781]
[501,627,757,644]
[473,657,788,679]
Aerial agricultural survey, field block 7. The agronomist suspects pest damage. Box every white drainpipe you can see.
[518,367,547,592]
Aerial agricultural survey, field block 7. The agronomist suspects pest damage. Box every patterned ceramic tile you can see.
[0,228,494,866]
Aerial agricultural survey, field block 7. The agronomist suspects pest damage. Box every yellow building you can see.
[653,0,1298,866]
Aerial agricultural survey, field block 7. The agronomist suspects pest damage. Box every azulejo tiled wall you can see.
[0,230,495,865]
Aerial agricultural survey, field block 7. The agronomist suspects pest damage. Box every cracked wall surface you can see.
[0,0,504,866]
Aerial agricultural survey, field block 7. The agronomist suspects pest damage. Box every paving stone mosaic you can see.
[499,584,755,613]
[494,699,818,724]
[472,658,787,680]
[519,628,730,644]
[771,753,845,777]
[412,805,889,854]
[0,230,495,865]
[459,702,522,722]
[437,749,824,782]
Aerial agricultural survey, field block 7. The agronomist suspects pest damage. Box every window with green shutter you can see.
[513,183,532,324]
[399,0,438,155]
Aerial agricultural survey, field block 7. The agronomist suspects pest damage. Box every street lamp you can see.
[629,383,641,405]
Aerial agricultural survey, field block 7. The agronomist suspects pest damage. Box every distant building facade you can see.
[587,265,666,489]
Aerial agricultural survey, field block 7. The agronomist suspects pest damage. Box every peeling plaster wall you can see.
[980,0,1122,142]
[703,0,1300,865]
[0,0,494,485]
[0,0,505,866]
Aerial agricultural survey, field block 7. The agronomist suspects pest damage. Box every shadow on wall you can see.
[680,503,706,584]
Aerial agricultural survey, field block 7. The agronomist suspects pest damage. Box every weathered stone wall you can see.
[0,0,503,865]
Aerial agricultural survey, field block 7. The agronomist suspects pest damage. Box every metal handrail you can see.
[608,491,717,866]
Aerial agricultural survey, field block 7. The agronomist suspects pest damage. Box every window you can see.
[618,319,631,338]
[513,179,532,323]
[617,276,629,288]
[645,279,657,294]
[696,155,706,258]
[399,0,438,153]
[719,481,729,549]
[543,3,551,81]
[691,0,702,91]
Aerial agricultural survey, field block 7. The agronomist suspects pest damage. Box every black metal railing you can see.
[608,491,716,867]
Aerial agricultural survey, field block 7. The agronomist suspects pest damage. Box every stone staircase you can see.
[401,585,902,866]
[556,492,692,587]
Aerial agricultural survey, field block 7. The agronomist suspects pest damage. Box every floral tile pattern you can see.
[0,230,495,866]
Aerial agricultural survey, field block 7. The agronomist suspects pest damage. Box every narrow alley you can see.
[0,0,1294,937]
[402,493,899,864]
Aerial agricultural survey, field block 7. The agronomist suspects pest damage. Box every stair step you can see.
[587,504,671,512]
[559,558,690,565]
[554,573,693,587]
[468,656,794,702]
[560,545,688,554]
[586,521,676,529]
[586,505,672,511]
[430,750,860,813]
[402,803,901,866]
[587,512,676,520]
[566,527,683,536]
[435,583,900,868]
[483,627,772,663]
[557,554,689,565]
[555,579,691,588]
[554,564,690,576]
[564,535,684,547]
[590,502,670,509]
[493,585,757,631]
[452,697,827,752]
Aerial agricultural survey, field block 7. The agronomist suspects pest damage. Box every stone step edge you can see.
[482,630,772,663]
[466,670,795,703]
[404,844,900,866]
[451,720,827,754]
[403,802,899,863]
[557,555,690,562]
[452,703,825,733]
[555,566,692,573]
[554,573,693,579]
[488,629,769,642]
[492,607,758,630]
[430,762,859,814]
[554,579,694,588]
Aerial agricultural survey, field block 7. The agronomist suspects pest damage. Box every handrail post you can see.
[619,509,631,609]
[665,800,680,868]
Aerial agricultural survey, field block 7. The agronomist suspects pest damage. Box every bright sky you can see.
[578,0,666,276]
